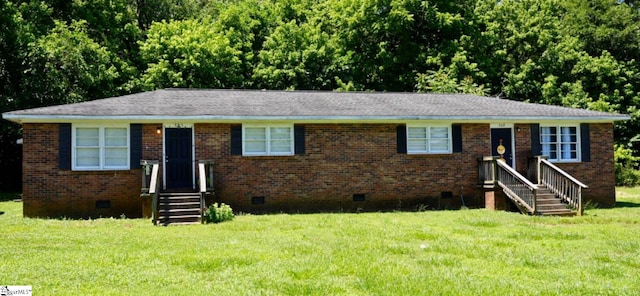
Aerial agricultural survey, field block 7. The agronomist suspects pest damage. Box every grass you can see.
[1,190,640,295]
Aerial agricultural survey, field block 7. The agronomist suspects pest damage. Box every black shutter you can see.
[230,125,242,155]
[294,125,305,155]
[59,123,72,170]
[452,124,463,153]
[580,123,591,162]
[130,124,142,169]
[530,123,541,156]
[397,125,407,154]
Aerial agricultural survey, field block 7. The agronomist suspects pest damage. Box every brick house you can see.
[2,89,629,221]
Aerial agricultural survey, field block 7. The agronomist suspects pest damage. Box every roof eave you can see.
[3,113,631,124]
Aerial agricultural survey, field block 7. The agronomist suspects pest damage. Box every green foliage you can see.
[205,202,235,223]
[416,50,488,95]
[4,0,640,188]
[614,145,640,186]
[139,19,243,89]
[22,20,134,106]
[253,20,340,90]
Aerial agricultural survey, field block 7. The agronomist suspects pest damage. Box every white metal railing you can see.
[535,156,587,216]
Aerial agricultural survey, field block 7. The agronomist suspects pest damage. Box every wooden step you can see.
[158,202,201,210]
[156,192,203,225]
[157,214,202,225]
[537,204,570,211]
[538,209,576,216]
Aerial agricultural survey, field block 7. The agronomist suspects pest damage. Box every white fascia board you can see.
[3,114,630,124]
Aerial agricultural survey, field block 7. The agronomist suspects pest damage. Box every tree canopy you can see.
[2,0,640,189]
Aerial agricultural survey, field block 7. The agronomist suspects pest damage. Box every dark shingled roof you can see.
[2,89,629,122]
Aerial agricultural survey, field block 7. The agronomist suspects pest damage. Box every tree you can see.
[21,20,133,106]
[139,19,244,89]
[253,20,341,90]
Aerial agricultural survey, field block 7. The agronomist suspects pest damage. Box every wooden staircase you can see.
[480,156,586,217]
[534,185,575,216]
[157,192,203,226]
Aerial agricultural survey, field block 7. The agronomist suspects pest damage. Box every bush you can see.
[205,203,235,223]
[614,145,640,186]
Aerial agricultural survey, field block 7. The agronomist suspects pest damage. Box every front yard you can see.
[1,189,640,295]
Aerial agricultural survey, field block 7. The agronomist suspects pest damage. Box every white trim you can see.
[490,123,514,128]
[164,123,193,128]
[3,114,630,124]
[540,124,581,163]
[242,124,295,156]
[71,124,130,171]
[406,123,453,154]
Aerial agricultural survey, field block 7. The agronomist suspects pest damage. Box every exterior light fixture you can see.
[156,127,162,134]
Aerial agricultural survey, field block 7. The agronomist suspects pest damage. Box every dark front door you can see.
[165,128,193,190]
[491,128,513,167]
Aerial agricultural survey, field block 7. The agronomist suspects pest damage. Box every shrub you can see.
[205,203,235,223]
[614,145,640,186]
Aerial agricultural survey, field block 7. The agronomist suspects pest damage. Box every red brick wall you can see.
[22,123,163,218]
[22,121,616,218]
[512,123,616,207]
[195,123,491,213]
[548,123,616,207]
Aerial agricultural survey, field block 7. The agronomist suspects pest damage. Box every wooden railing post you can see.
[478,156,500,188]
[197,160,215,224]
[140,160,160,225]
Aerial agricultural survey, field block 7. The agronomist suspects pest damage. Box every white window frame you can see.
[406,124,452,154]
[72,124,130,170]
[242,124,294,156]
[540,124,581,163]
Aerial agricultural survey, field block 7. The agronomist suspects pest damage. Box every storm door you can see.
[164,127,193,190]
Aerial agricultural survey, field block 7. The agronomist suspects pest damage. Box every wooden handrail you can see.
[479,157,538,214]
[495,160,538,214]
[535,156,587,216]
[198,163,207,193]
[149,164,159,195]
[197,160,215,224]
[538,158,588,188]
[496,159,538,188]
[140,160,161,225]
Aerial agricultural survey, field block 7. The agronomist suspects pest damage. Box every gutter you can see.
[2,113,631,124]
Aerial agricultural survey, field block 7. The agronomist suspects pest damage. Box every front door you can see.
[165,127,193,190]
[491,127,514,167]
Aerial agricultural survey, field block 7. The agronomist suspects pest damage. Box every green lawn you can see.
[2,190,640,295]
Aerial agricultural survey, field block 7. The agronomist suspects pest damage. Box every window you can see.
[540,125,579,162]
[73,125,129,170]
[243,124,294,156]
[407,125,452,154]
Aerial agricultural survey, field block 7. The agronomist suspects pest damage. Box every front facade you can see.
[4,89,628,218]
